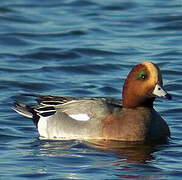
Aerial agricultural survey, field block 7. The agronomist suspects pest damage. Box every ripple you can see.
[0,35,30,47]
[153,23,182,31]
[1,80,52,91]
[69,0,98,7]
[17,173,50,179]
[72,47,121,56]
[98,86,120,94]
[163,70,182,77]
[0,6,16,13]
[20,50,80,60]
[101,1,138,11]
[151,15,182,23]
[41,63,121,75]
[4,30,87,38]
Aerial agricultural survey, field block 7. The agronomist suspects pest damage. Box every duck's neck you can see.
[122,94,155,108]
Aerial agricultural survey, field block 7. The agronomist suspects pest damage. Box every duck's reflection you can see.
[34,139,80,157]
[34,139,168,179]
[83,139,168,179]
[84,139,162,163]
[35,139,168,162]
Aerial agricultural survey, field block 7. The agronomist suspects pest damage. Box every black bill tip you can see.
[165,93,172,100]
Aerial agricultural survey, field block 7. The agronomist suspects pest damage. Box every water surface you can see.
[1,0,182,179]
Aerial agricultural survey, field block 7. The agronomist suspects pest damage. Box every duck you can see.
[13,61,171,142]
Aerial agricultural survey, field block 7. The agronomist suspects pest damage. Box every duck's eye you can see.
[137,70,147,81]
[141,74,146,80]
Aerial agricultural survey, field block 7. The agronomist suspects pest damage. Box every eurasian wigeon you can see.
[13,61,171,142]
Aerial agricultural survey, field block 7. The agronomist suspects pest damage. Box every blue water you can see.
[1,0,182,179]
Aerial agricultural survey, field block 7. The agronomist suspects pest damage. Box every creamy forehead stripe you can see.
[142,61,159,85]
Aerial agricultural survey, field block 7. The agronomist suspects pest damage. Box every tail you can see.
[12,101,39,127]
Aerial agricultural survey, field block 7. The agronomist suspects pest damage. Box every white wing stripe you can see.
[69,114,90,121]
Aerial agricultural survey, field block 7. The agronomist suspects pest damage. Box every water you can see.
[0,0,182,179]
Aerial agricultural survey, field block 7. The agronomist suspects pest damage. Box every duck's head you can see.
[122,61,171,108]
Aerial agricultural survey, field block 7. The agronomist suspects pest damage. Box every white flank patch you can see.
[38,117,48,138]
[69,113,90,121]
[152,84,167,97]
